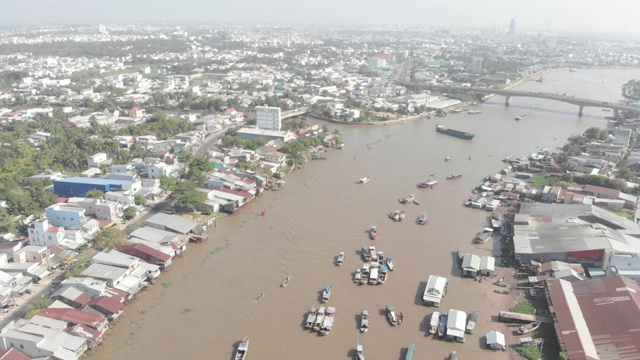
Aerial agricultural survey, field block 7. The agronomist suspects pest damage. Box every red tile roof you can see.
[36,308,107,330]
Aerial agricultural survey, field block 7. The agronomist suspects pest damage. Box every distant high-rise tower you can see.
[97,24,106,34]
[472,56,483,73]
[508,19,516,36]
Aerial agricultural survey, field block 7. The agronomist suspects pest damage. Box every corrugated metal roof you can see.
[547,276,640,360]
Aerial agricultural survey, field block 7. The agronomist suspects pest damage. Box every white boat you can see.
[360,310,370,333]
[378,266,388,283]
[320,307,335,335]
[398,194,416,204]
[369,267,379,285]
[368,246,377,261]
[445,155,451,161]
[361,264,370,285]
[313,307,326,331]
[389,210,401,221]
[399,211,406,221]
[467,110,481,114]
[272,180,286,191]
[356,341,365,360]
[280,274,291,287]
[466,310,478,334]
[386,257,395,271]
[336,252,345,265]
[418,213,428,225]
[305,306,317,329]
[354,268,362,283]
[322,285,332,303]
[377,251,385,266]
[429,311,440,335]
[235,337,249,360]
[386,305,398,326]
[449,351,458,360]
[515,114,527,120]
[357,177,370,184]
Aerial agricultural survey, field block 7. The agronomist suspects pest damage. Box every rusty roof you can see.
[36,307,107,331]
[547,276,640,360]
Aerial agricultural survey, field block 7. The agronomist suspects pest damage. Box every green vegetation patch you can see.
[161,281,173,288]
[516,345,541,360]
[529,174,549,188]
[511,300,536,315]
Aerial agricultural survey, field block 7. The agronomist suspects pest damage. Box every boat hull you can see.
[436,125,475,140]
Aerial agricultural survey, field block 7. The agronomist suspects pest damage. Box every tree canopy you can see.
[93,227,128,252]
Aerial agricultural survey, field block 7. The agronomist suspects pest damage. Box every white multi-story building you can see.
[28,219,65,248]
[255,106,281,131]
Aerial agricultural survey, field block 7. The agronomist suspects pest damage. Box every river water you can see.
[90,68,637,360]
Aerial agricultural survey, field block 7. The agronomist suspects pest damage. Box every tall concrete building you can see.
[255,106,282,131]
[508,19,516,36]
[472,56,483,73]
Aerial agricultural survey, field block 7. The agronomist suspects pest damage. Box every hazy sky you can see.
[2,0,638,35]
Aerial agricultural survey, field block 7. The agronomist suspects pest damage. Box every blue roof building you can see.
[53,177,140,197]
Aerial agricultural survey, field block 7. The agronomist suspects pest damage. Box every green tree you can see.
[158,175,178,191]
[134,195,147,206]
[170,181,207,213]
[123,206,138,220]
[25,296,53,319]
[85,189,105,199]
[584,127,609,141]
[93,227,128,251]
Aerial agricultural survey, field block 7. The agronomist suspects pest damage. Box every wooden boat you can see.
[494,289,510,295]
[397,312,404,325]
[466,310,478,334]
[280,274,291,287]
[446,173,462,180]
[360,310,370,333]
[322,285,332,303]
[355,340,365,360]
[369,226,378,240]
[386,305,399,326]
[418,213,428,225]
[313,307,326,331]
[429,311,440,335]
[305,306,317,329]
[336,252,345,265]
[256,291,267,300]
[399,211,406,221]
[398,194,415,204]
[438,313,448,337]
[518,321,541,335]
[354,268,362,283]
[386,257,395,271]
[389,210,401,221]
[405,342,415,360]
[493,280,508,288]
[320,307,335,335]
[234,337,249,360]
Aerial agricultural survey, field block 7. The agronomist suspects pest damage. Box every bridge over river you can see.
[397,81,638,117]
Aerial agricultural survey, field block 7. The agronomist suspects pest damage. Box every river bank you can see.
[87,67,622,360]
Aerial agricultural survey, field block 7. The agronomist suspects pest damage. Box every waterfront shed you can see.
[145,213,200,235]
[422,275,448,307]
[480,255,496,276]
[461,254,481,277]
[486,331,506,350]
[446,309,467,342]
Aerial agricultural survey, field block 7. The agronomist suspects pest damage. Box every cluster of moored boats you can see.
[304,305,337,335]
[354,245,395,285]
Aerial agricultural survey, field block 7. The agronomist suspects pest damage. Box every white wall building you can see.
[28,219,65,248]
[255,106,282,131]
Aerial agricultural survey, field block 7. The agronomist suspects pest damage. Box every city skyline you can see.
[0,0,639,36]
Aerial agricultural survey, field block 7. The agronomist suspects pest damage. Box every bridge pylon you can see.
[579,106,584,117]
[505,96,511,107]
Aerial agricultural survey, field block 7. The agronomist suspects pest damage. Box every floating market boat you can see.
[360,310,370,333]
[234,337,249,360]
[305,306,317,329]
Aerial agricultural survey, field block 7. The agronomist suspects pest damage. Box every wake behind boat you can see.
[235,337,249,360]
